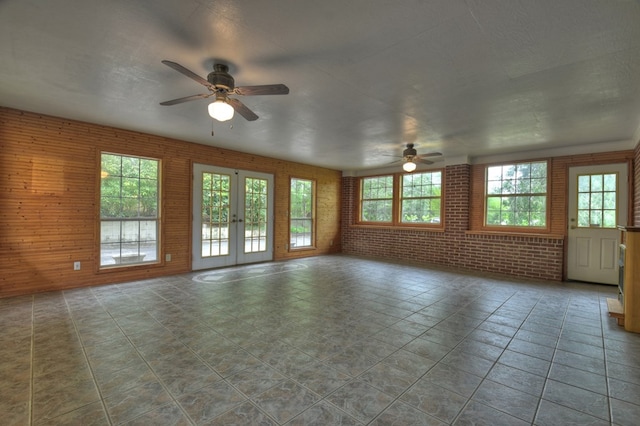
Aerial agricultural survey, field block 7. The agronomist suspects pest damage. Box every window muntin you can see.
[577,173,617,228]
[401,172,442,224]
[358,171,443,226]
[290,178,315,248]
[485,161,547,228]
[100,153,159,267]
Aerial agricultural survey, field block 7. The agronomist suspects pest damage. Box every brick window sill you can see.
[465,230,564,240]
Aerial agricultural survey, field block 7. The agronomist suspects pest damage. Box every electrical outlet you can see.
[73,261,81,271]
[165,253,171,262]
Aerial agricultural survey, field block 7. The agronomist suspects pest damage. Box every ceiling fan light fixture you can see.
[208,97,234,121]
[403,160,417,172]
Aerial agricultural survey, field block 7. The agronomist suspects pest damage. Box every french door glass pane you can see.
[245,177,268,253]
[201,172,230,257]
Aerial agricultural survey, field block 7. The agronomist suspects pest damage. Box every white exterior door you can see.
[567,163,628,284]
[192,164,274,270]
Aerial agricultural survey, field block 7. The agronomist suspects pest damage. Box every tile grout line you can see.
[28,295,35,426]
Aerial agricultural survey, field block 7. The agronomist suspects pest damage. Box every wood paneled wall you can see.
[0,107,342,298]
[635,140,640,226]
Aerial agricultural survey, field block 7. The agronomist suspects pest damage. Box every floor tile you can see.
[400,380,468,423]
[252,379,320,424]
[371,400,446,426]
[534,399,610,426]
[486,363,546,396]
[453,400,529,426]
[177,380,247,424]
[472,379,540,422]
[104,381,173,425]
[287,400,362,426]
[3,255,639,426]
[542,379,610,421]
[325,379,394,424]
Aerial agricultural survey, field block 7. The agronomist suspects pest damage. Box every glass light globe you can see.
[403,161,417,172]
[208,99,234,121]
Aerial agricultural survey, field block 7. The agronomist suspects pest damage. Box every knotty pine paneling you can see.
[0,107,341,298]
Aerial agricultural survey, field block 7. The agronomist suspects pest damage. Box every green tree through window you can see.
[290,178,314,248]
[485,161,547,227]
[100,153,159,266]
[359,171,443,226]
[401,172,442,224]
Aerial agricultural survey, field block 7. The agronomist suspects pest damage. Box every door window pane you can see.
[202,172,230,257]
[245,177,268,253]
[577,173,617,228]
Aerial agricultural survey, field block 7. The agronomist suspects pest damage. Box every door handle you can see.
[238,219,243,223]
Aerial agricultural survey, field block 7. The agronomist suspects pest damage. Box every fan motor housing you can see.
[403,145,417,157]
[207,64,235,91]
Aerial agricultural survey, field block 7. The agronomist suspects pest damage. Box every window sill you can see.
[351,224,445,233]
[98,261,163,273]
[289,246,317,252]
[466,230,564,240]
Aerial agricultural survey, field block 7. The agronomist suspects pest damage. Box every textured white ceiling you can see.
[1,0,640,171]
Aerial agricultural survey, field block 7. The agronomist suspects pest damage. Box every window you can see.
[290,178,314,248]
[485,161,547,228]
[401,172,442,224]
[100,153,159,267]
[360,175,394,222]
[358,171,443,226]
[577,173,617,228]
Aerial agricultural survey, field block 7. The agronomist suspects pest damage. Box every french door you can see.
[567,163,628,284]
[192,164,274,270]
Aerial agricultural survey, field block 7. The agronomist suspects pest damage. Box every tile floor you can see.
[2,255,640,425]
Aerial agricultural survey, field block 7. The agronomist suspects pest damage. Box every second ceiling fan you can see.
[392,144,442,172]
[160,60,289,122]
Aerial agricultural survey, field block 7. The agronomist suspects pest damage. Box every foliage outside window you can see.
[201,172,230,257]
[290,178,314,248]
[100,153,159,267]
[577,173,617,228]
[485,161,547,228]
[360,175,394,222]
[359,171,443,226]
[245,177,269,253]
[401,172,442,224]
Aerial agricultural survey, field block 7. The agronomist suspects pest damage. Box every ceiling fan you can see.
[391,144,442,172]
[159,60,289,122]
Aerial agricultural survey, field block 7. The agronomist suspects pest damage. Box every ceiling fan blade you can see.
[419,152,443,158]
[417,158,434,165]
[162,60,213,89]
[234,84,289,96]
[159,93,212,106]
[227,98,259,121]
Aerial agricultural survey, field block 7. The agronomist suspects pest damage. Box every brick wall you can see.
[343,152,634,282]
